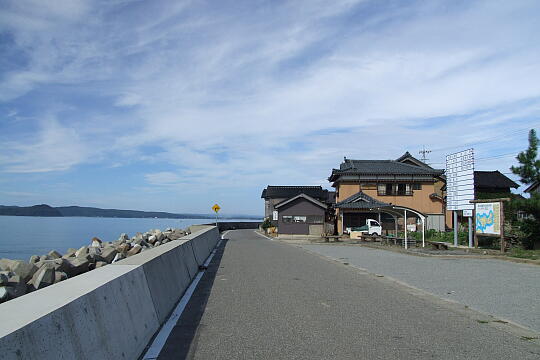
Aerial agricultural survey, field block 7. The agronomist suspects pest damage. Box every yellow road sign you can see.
[212,204,221,213]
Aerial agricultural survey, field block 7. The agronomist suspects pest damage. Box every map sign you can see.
[475,202,501,235]
[446,149,474,211]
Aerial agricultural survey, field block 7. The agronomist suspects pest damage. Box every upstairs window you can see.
[377,183,413,196]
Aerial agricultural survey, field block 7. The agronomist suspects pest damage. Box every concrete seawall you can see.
[0,226,220,360]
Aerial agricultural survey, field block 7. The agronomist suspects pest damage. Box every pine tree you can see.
[510,129,540,249]
[511,129,540,184]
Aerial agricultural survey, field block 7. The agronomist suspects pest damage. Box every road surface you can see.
[299,243,540,332]
[155,230,540,359]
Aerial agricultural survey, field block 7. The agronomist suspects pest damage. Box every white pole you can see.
[404,209,408,249]
[468,216,473,248]
[422,216,425,248]
[453,211,458,247]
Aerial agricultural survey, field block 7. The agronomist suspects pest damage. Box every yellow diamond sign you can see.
[212,204,221,213]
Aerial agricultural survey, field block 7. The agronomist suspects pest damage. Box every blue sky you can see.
[1,0,539,216]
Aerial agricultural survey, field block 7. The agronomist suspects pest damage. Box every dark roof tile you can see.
[474,171,518,189]
[261,186,328,200]
[335,191,390,209]
[329,159,443,181]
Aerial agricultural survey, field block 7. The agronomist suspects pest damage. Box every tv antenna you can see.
[419,146,431,163]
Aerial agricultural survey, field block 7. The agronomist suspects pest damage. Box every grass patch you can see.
[507,248,540,260]
[520,336,538,341]
[476,320,489,324]
[407,230,470,246]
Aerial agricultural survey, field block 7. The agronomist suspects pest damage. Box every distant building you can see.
[274,194,329,237]
[474,171,519,195]
[261,186,335,236]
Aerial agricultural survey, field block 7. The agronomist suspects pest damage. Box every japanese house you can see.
[328,152,446,234]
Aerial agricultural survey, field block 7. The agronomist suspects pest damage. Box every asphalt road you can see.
[299,244,540,332]
[157,230,540,359]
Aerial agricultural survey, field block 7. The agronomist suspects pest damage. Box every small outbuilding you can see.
[274,193,328,237]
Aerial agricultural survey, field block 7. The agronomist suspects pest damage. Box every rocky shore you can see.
[0,227,188,304]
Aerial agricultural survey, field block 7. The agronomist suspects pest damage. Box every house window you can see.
[377,183,413,196]
[412,183,421,190]
[283,215,320,223]
[397,184,406,195]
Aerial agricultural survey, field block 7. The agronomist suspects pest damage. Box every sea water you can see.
[0,216,256,260]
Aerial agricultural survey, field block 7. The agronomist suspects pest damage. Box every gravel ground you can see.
[299,243,540,332]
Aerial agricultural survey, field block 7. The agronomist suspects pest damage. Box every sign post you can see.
[212,204,221,227]
[471,198,509,253]
[446,149,475,247]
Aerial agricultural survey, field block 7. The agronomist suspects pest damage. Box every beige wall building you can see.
[329,152,446,234]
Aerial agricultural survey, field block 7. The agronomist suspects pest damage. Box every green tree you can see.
[510,129,540,249]
[511,129,540,184]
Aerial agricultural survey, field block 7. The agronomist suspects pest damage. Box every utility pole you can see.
[419,146,432,164]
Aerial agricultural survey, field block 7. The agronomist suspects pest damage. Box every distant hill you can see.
[55,206,215,219]
[0,204,260,220]
[0,204,63,217]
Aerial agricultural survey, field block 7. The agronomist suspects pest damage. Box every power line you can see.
[429,126,538,153]
[430,151,519,166]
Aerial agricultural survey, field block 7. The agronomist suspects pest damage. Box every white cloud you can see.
[0,116,93,173]
[1,0,539,209]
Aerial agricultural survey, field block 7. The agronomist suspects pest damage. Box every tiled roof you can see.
[334,191,390,209]
[474,171,518,189]
[261,186,328,200]
[395,151,434,169]
[329,158,443,181]
[274,193,328,209]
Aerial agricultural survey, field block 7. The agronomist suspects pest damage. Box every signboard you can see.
[463,209,473,217]
[475,202,501,235]
[272,210,278,221]
[212,204,221,213]
[406,224,417,232]
[446,149,474,210]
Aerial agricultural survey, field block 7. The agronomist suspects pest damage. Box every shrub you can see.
[261,218,273,230]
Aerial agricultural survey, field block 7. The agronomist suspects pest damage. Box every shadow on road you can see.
[157,238,229,360]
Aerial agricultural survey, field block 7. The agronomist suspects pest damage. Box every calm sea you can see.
[0,216,258,261]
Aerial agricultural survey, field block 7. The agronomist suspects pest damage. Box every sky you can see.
[0,0,539,216]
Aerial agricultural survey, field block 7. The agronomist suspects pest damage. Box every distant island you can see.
[0,204,261,220]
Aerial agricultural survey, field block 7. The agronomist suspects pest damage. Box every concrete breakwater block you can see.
[0,265,160,360]
[0,226,220,360]
[0,227,190,304]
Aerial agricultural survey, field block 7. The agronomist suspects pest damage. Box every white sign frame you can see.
[446,148,475,210]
